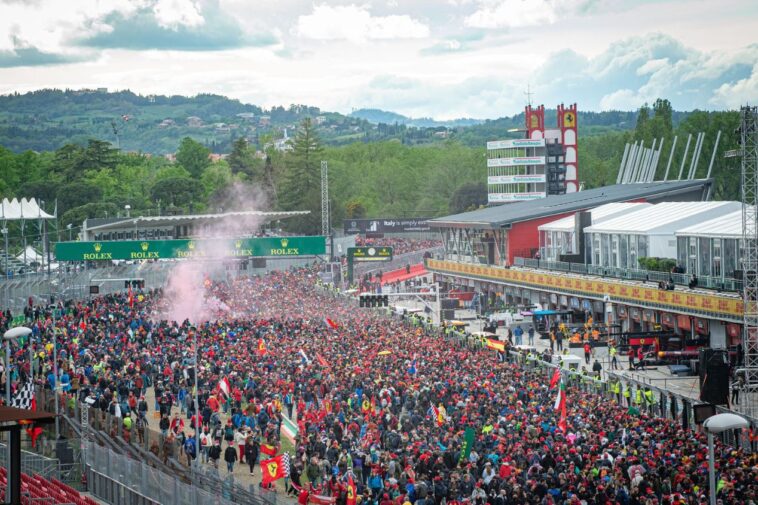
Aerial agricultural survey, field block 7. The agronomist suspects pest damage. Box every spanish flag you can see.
[431,404,445,426]
[261,443,277,457]
[257,338,266,356]
[260,453,289,485]
[486,339,505,352]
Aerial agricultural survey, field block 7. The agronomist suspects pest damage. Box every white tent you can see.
[0,198,54,220]
[15,246,44,265]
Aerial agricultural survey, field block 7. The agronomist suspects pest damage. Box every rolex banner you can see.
[55,236,326,261]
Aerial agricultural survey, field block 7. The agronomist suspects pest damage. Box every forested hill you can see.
[0,88,689,154]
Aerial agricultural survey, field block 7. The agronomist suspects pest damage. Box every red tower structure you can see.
[557,103,579,193]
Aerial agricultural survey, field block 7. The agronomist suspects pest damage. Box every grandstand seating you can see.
[0,467,99,505]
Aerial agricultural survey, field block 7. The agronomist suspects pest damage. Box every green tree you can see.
[176,137,211,178]
[56,181,104,214]
[60,202,119,229]
[279,118,323,233]
[150,176,202,209]
[345,198,367,218]
[227,137,259,177]
[449,182,487,213]
[80,139,119,172]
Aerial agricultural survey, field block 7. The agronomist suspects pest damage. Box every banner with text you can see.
[343,218,431,235]
[55,236,326,261]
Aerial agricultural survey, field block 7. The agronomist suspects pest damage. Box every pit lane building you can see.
[426,178,744,348]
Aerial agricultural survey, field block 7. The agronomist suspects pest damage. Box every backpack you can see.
[224,426,234,441]
[184,439,196,457]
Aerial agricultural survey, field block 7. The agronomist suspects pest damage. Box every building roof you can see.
[430,179,712,229]
[0,406,56,428]
[538,202,652,233]
[675,208,749,239]
[0,198,54,220]
[584,201,741,235]
[84,210,310,233]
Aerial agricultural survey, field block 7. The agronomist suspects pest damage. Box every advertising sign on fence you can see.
[343,218,431,234]
[55,236,326,261]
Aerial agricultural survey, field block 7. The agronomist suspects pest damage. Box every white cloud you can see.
[294,4,430,42]
[711,63,758,109]
[152,0,205,30]
[599,88,642,110]
[464,0,557,29]
[636,58,668,76]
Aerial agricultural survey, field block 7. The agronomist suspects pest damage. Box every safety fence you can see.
[513,256,743,292]
[34,388,280,505]
[351,247,442,282]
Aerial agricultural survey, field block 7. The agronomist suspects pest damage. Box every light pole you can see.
[66,224,72,242]
[2,226,8,279]
[703,413,749,505]
[4,326,31,504]
[124,205,131,218]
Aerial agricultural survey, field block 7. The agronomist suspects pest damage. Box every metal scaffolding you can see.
[741,105,758,418]
[321,160,330,238]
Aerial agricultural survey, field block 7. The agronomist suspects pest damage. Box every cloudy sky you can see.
[0,0,756,119]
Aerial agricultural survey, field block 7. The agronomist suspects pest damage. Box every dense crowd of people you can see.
[354,236,442,257]
[1,264,756,505]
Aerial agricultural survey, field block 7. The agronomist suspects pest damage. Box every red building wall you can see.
[506,212,574,265]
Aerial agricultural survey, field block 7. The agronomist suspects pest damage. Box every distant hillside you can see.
[349,108,484,128]
[0,89,692,154]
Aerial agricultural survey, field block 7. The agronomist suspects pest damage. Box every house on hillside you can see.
[158,119,175,128]
[186,116,203,127]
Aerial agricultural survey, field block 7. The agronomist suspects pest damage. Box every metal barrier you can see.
[0,444,61,482]
[513,257,743,292]
[83,438,270,505]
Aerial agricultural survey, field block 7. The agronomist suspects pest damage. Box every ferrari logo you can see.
[267,462,278,476]
[347,486,354,499]
[564,112,575,128]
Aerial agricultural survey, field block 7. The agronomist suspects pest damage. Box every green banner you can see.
[458,426,475,464]
[55,236,326,261]
[347,246,393,262]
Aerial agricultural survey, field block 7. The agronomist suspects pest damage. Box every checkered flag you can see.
[282,453,291,477]
[11,380,35,410]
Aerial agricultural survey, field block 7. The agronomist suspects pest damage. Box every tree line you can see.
[0,101,743,240]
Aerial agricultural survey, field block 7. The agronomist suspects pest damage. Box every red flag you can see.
[346,474,357,505]
[26,426,43,448]
[260,443,277,457]
[370,396,377,416]
[324,317,339,329]
[128,285,134,308]
[549,368,561,389]
[555,378,568,433]
[316,353,330,367]
[260,454,289,485]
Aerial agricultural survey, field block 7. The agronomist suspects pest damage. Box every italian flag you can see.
[218,377,231,403]
[554,378,568,433]
[549,368,561,389]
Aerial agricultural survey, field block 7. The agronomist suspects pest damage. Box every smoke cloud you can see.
[158,182,269,324]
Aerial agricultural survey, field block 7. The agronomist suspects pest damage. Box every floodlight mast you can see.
[740,105,758,418]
